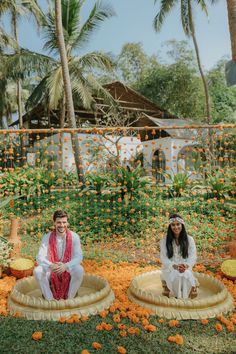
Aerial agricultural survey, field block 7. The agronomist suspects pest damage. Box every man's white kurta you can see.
[160,235,198,299]
[34,231,84,300]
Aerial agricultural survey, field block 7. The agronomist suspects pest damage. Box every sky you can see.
[8,0,232,70]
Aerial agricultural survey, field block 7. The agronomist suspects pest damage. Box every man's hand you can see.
[50,262,67,274]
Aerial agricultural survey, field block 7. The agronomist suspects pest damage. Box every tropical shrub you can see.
[161,172,191,197]
[0,167,77,200]
[202,168,236,199]
[0,238,12,267]
[110,164,155,202]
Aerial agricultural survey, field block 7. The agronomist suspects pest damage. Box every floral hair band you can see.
[169,217,185,225]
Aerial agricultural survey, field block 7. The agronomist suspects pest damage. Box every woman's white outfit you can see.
[34,231,84,300]
[160,235,198,299]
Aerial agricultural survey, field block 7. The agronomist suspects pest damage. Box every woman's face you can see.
[170,220,182,237]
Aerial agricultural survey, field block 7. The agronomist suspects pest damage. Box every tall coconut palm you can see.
[55,0,84,182]
[0,48,53,128]
[28,0,115,111]
[153,0,218,124]
[0,0,43,128]
[225,0,236,86]
[0,29,16,128]
[27,0,116,181]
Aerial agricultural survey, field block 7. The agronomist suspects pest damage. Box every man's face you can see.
[54,217,68,235]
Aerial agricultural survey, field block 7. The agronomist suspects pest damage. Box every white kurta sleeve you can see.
[36,233,52,271]
[65,233,83,272]
[184,236,197,268]
[160,238,174,270]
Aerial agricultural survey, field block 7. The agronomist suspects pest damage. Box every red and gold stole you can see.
[48,229,72,300]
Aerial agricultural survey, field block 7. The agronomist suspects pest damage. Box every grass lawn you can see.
[0,191,235,353]
[0,254,235,354]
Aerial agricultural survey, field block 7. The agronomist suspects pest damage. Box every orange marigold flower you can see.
[201,319,209,325]
[118,324,126,330]
[168,320,179,328]
[109,304,117,313]
[175,334,184,345]
[96,324,103,331]
[81,315,89,322]
[144,324,156,332]
[92,342,102,350]
[119,330,127,337]
[131,315,139,324]
[13,311,22,318]
[158,318,164,324]
[66,317,74,324]
[81,350,90,354]
[117,346,126,354]
[127,327,137,335]
[32,331,43,341]
[214,323,223,332]
[226,323,235,332]
[99,310,108,318]
[142,319,149,326]
[230,317,236,325]
[59,317,66,323]
[168,334,184,345]
[113,314,121,323]
[119,311,127,318]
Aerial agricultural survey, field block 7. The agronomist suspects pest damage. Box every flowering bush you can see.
[0,238,12,267]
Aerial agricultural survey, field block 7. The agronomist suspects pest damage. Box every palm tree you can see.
[0,49,53,128]
[225,0,236,86]
[28,0,115,111]
[55,0,84,182]
[27,0,116,181]
[153,0,218,124]
[0,0,43,128]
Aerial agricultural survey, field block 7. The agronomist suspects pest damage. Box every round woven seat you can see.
[127,270,234,320]
[8,273,115,321]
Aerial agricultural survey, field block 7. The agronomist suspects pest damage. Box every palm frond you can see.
[85,74,118,108]
[25,75,49,111]
[0,0,15,15]
[47,67,64,109]
[5,49,55,80]
[71,74,95,110]
[42,7,59,54]
[73,51,114,72]
[195,0,208,14]
[181,0,191,36]
[0,26,17,51]
[21,0,44,27]
[61,0,82,36]
[72,1,115,51]
[153,0,177,31]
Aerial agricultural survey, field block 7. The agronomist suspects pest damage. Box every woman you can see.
[160,214,198,299]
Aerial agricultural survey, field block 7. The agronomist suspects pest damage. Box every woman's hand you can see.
[178,264,189,273]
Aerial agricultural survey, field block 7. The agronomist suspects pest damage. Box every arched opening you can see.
[152,149,166,182]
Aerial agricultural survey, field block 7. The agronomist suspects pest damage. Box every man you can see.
[34,210,84,300]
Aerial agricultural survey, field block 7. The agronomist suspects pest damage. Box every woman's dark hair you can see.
[166,214,188,259]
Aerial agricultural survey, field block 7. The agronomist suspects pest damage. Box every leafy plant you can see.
[111,164,154,203]
[162,172,191,197]
[84,173,112,195]
[0,238,12,267]
[0,167,77,200]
